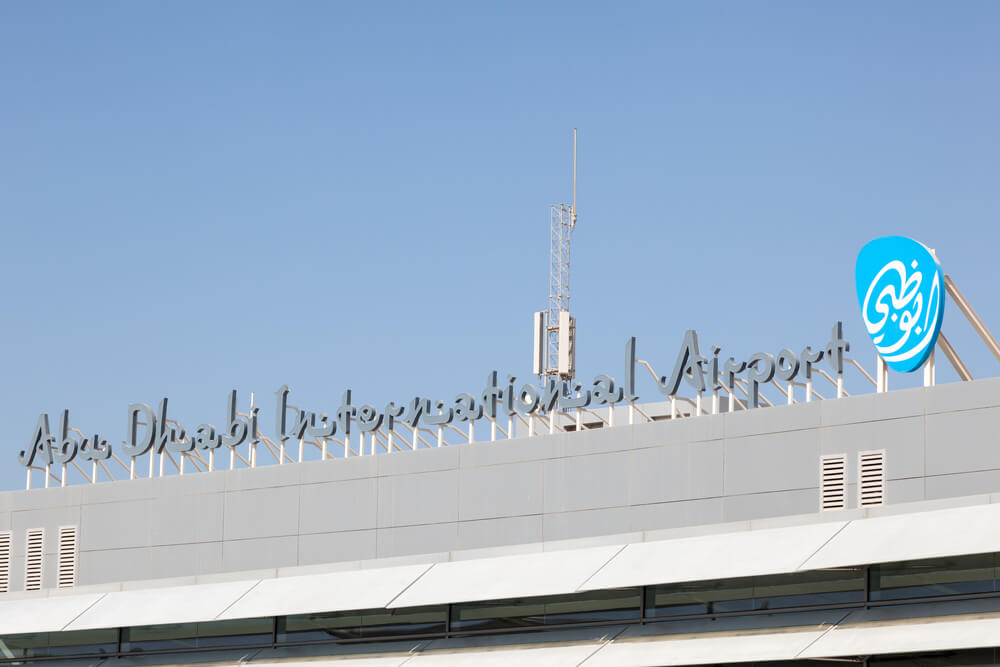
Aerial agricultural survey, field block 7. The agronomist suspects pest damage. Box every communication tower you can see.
[533,130,578,381]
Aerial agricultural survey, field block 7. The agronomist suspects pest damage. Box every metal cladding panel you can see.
[218,564,433,620]
[585,628,828,666]
[249,659,410,666]
[64,580,258,631]
[407,642,603,666]
[388,545,625,608]
[0,592,106,634]
[579,521,847,592]
[801,503,1000,570]
[800,612,1000,658]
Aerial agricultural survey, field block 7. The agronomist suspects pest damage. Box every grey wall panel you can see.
[150,472,225,498]
[79,477,153,505]
[9,485,82,511]
[149,542,223,579]
[631,413,725,449]
[376,522,459,560]
[627,441,724,505]
[926,407,1000,475]
[556,425,635,457]
[925,377,1000,414]
[225,462,303,492]
[724,430,819,496]
[722,489,818,522]
[820,385,924,426]
[457,462,542,522]
[80,501,149,551]
[376,470,459,528]
[78,546,152,586]
[149,493,224,546]
[299,479,378,534]
[886,477,925,505]
[222,536,297,572]
[300,455,378,485]
[458,433,561,469]
[628,499,724,533]
[222,486,300,541]
[542,507,631,542]
[378,446,460,477]
[543,452,629,514]
[926,470,1000,499]
[456,516,543,552]
[298,530,377,565]
[725,401,822,439]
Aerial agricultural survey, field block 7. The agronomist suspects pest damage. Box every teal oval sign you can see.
[855,236,945,373]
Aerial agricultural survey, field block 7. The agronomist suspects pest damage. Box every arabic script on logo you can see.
[855,236,945,373]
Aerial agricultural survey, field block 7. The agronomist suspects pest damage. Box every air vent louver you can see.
[0,531,10,594]
[859,450,887,507]
[24,529,44,591]
[820,454,847,511]
[57,526,78,588]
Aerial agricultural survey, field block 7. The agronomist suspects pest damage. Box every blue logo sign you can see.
[855,236,945,373]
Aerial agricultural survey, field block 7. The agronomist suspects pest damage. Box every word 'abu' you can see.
[19,323,850,468]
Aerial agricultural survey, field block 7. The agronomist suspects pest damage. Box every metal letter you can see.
[122,403,156,457]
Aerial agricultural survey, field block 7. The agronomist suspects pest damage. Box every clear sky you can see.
[1,1,998,490]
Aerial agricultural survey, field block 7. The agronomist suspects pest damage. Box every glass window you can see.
[647,569,865,618]
[870,553,1000,601]
[451,589,640,632]
[121,617,272,652]
[0,629,117,659]
[279,606,447,643]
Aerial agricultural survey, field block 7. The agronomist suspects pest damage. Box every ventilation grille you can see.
[821,454,847,511]
[859,450,887,507]
[57,526,78,589]
[24,529,44,591]
[0,531,10,594]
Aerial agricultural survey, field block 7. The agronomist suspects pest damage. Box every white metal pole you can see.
[60,463,67,487]
[608,403,615,427]
[26,468,31,490]
[695,392,702,416]
[437,426,443,447]
[924,349,936,387]
[876,356,888,393]
[787,383,794,405]
[712,390,719,415]
[298,438,304,463]
[806,379,813,403]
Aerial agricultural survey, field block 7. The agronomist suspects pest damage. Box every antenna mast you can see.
[533,130,578,382]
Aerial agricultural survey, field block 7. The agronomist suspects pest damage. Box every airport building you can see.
[2,236,1000,666]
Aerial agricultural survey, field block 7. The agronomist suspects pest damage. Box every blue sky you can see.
[1,1,998,490]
